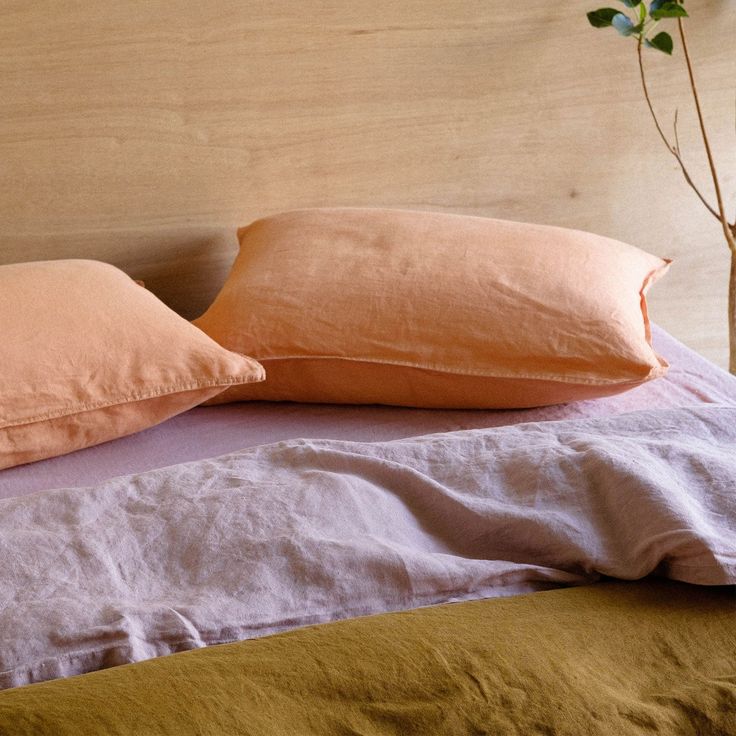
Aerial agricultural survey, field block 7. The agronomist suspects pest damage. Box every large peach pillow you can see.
[194,208,669,409]
[0,260,264,469]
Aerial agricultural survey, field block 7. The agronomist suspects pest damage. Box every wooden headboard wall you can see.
[1,2,734,365]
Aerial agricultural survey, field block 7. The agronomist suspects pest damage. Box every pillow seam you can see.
[0,375,259,430]
[238,354,666,387]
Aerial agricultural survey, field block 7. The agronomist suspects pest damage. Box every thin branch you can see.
[670,109,718,217]
[677,18,736,251]
[671,111,727,222]
[636,37,721,222]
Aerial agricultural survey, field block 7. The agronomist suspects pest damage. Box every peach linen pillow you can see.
[0,260,264,469]
[194,208,669,409]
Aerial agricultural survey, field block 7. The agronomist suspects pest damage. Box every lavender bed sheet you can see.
[3,325,736,499]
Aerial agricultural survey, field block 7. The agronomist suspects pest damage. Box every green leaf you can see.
[620,0,642,6]
[650,0,686,12]
[645,30,674,54]
[587,7,620,27]
[612,13,643,36]
[651,2,688,19]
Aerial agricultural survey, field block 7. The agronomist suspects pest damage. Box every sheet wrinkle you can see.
[1,406,735,689]
[164,607,205,647]
[285,447,507,549]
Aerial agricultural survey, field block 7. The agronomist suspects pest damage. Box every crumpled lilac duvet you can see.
[1,406,734,689]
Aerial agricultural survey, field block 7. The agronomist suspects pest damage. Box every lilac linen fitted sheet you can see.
[2,325,736,499]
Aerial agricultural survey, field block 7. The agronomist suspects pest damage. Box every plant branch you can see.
[677,18,736,251]
[673,109,682,155]
[636,37,721,223]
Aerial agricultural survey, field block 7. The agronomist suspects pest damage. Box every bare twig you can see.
[673,108,680,154]
[636,37,721,222]
[677,18,736,251]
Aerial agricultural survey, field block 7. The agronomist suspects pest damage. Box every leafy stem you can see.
[587,0,736,248]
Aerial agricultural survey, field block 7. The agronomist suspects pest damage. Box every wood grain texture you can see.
[1,1,734,364]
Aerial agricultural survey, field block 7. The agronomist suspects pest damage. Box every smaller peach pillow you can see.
[0,260,264,469]
[194,208,669,409]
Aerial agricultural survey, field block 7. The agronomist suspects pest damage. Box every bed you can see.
[2,317,736,734]
[2,2,736,734]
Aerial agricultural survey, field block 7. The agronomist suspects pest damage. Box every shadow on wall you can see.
[0,229,237,320]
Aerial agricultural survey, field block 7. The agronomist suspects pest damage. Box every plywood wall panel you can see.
[0,1,734,363]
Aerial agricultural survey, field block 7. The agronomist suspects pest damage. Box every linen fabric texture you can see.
[0,259,264,469]
[2,406,734,689]
[3,324,733,501]
[1,581,733,736]
[195,208,670,408]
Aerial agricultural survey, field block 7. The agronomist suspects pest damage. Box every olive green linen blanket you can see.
[1,579,734,736]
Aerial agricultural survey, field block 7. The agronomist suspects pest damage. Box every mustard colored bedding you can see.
[1,580,734,736]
